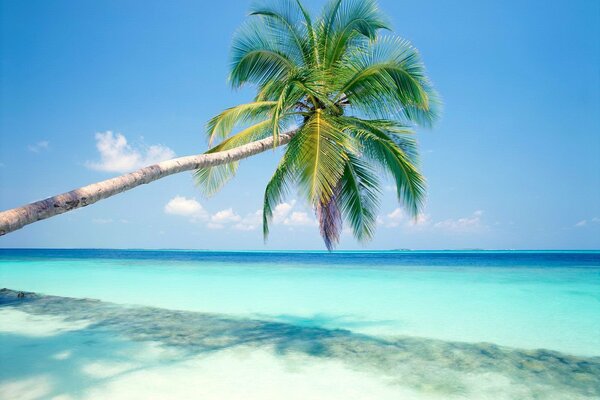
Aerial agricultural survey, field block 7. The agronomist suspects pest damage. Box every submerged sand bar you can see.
[1,289,599,399]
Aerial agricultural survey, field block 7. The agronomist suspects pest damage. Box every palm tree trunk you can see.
[0,132,294,236]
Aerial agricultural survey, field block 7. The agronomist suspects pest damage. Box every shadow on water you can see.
[1,288,599,399]
[254,312,402,331]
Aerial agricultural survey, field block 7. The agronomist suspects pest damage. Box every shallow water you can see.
[1,250,599,399]
[1,250,599,355]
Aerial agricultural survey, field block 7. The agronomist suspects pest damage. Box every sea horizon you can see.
[2,247,599,252]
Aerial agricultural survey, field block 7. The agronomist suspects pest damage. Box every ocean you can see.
[1,249,599,399]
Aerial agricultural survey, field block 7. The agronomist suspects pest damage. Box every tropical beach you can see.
[1,0,599,399]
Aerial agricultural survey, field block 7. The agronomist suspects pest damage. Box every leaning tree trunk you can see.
[0,132,295,236]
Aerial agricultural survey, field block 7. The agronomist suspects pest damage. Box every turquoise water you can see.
[1,249,599,355]
[1,250,599,399]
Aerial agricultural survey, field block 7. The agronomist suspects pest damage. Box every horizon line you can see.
[1,247,599,252]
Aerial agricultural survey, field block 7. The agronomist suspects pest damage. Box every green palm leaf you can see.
[342,116,425,216]
[230,19,299,88]
[196,119,273,196]
[339,36,440,126]
[250,0,313,65]
[263,152,297,239]
[207,101,277,145]
[294,110,351,205]
[319,0,389,67]
[339,153,380,242]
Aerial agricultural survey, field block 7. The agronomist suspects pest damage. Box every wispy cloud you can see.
[206,222,225,230]
[382,208,430,229]
[233,210,263,231]
[379,208,485,233]
[385,208,405,227]
[210,202,316,230]
[86,131,175,173]
[233,205,317,231]
[433,210,485,233]
[408,213,431,228]
[575,217,600,228]
[92,218,114,224]
[28,140,50,153]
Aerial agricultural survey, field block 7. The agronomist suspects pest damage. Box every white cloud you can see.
[385,208,405,227]
[211,208,242,224]
[164,199,317,231]
[206,222,225,230]
[283,211,316,226]
[434,210,485,233]
[213,201,315,231]
[381,208,430,229]
[272,201,295,224]
[408,213,431,228]
[28,140,50,153]
[164,196,207,221]
[234,210,263,231]
[86,131,175,173]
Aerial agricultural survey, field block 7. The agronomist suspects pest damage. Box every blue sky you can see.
[1,0,599,250]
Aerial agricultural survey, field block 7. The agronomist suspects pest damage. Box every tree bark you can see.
[0,132,295,236]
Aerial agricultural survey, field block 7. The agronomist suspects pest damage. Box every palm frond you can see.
[346,118,419,163]
[320,0,389,67]
[250,0,313,65]
[339,36,440,126]
[207,101,276,145]
[196,120,273,196]
[263,153,297,240]
[194,162,240,198]
[294,0,319,66]
[230,19,298,88]
[293,110,351,205]
[342,116,425,216]
[316,187,343,250]
[339,153,380,242]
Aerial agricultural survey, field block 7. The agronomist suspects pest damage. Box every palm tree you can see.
[0,0,439,250]
[196,0,439,249]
